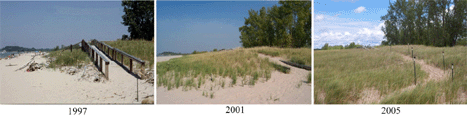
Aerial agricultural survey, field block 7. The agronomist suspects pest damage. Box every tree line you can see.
[381,0,467,47]
[320,42,366,50]
[239,1,311,48]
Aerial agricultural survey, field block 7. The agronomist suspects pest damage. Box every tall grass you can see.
[382,45,467,103]
[48,50,90,68]
[254,47,311,66]
[157,47,299,90]
[314,48,427,104]
[103,39,154,67]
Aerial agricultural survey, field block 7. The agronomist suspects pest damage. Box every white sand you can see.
[156,54,311,104]
[0,52,153,104]
[156,55,182,62]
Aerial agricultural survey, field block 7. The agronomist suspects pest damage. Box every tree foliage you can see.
[381,0,467,47]
[239,0,311,48]
[121,0,154,41]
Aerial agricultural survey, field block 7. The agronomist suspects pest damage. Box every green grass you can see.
[48,50,91,68]
[157,47,303,90]
[103,39,154,68]
[255,47,311,66]
[380,81,438,104]
[384,45,467,103]
[314,48,427,104]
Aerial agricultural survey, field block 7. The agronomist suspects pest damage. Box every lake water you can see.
[1,52,19,58]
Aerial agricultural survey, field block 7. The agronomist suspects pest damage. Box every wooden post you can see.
[70,44,72,52]
[411,47,413,58]
[99,57,102,72]
[121,54,124,65]
[443,51,445,74]
[137,76,139,102]
[105,62,109,80]
[414,56,416,85]
[130,59,133,73]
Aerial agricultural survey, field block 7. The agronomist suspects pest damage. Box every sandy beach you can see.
[0,52,153,104]
[156,54,311,104]
[156,55,182,62]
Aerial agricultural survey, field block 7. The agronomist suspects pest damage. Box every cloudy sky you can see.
[314,0,390,49]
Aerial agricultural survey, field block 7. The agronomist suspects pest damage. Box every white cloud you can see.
[314,21,385,48]
[354,6,366,13]
[315,14,325,21]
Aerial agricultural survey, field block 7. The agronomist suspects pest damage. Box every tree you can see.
[53,46,59,51]
[122,34,129,40]
[121,0,154,41]
[239,0,311,48]
[381,0,467,47]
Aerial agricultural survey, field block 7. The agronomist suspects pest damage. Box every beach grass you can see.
[103,39,154,68]
[157,47,303,90]
[314,48,427,104]
[48,49,91,68]
[380,45,467,103]
[254,47,311,66]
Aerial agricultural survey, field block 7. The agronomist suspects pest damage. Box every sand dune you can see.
[0,53,153,104]
[156,54,311,104]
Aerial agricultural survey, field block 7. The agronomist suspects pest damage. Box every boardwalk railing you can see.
[81,39,110,80]
[90,39,146,78]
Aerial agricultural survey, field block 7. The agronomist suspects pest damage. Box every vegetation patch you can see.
[103,39,154,67]
[157,47,300,90]
[314,48,427,104]
[48,50,90,68]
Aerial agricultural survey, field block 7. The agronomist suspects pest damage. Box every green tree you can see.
[121,0,154,41]
[239,0,311,48]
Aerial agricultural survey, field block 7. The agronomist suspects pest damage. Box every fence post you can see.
[99,57,103,72]
[130,59,133,72]
[443,51,445,74]
[70,44,72,52]
[121,54,124,65]
[105,62,109,80]
[414,56,416,85]
[411,47,413,58]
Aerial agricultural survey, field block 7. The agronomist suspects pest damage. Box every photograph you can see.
[156,1,311,104]
[0,1,154,104]
[314,0,467,104]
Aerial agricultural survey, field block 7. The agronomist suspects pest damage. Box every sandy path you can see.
[0,50,153,104]
[373,53,447,103]
[157,54,311,104]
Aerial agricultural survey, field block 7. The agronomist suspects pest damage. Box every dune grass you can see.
[103,39,154,68]
[380,45,467,103]
[314,48,427,104]
[254,47,311,66]
[157,48,274,90]
[157,47,307,90]
[48,49,90,68]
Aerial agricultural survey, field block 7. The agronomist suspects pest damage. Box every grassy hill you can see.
[314,45,467,104]
[157,47,311,90]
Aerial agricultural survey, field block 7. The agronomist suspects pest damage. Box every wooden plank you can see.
[113,48,145,63]
[89,46,110,63]
[279,60,311,71]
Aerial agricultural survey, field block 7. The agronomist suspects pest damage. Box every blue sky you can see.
[0,1,129,49]
[157,1,278,54]
[314,0,390,49]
